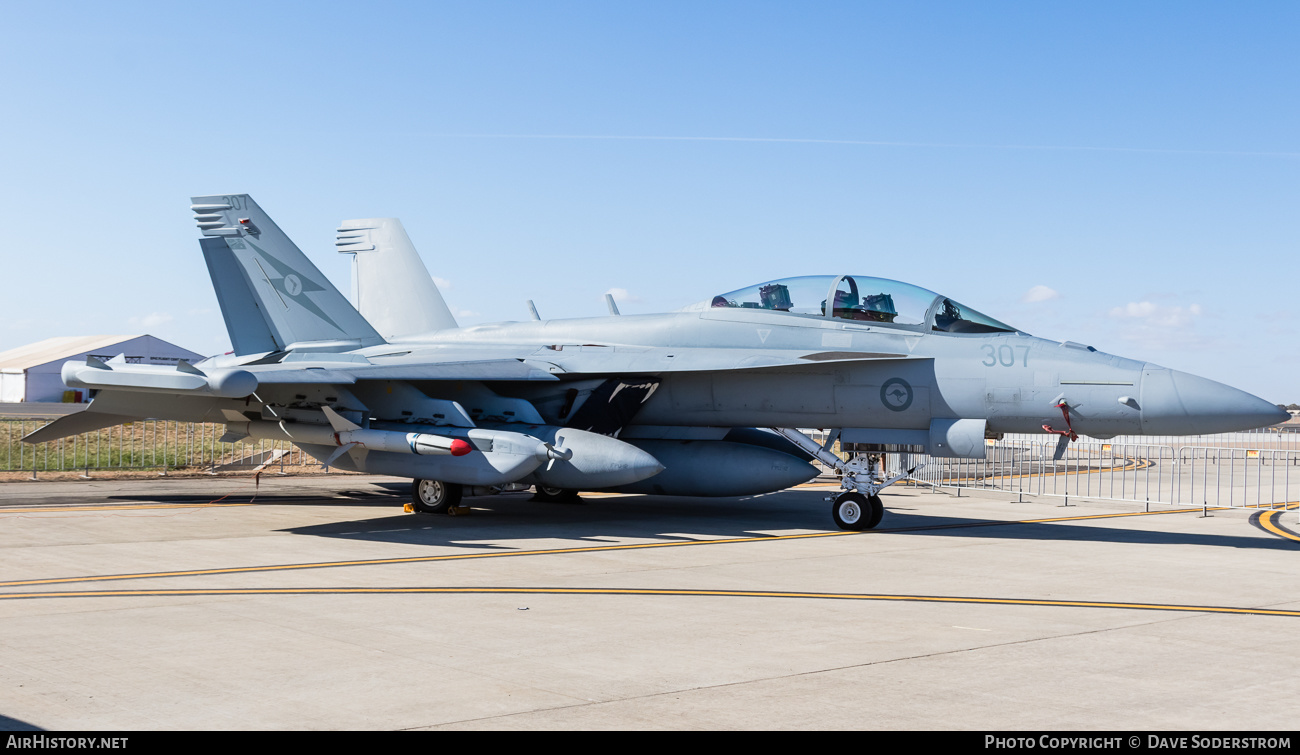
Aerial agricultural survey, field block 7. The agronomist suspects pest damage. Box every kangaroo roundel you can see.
[880,378,913,412]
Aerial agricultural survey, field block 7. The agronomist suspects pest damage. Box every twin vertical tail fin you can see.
[193,194,384,355]
[335,218,459,339]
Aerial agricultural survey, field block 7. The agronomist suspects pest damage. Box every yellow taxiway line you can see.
[0,505,1230,590]
[1257,508,1300,543]
[0,585,1297,618]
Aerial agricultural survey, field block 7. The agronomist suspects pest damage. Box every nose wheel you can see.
[766,429,918,532]
[831,492,884,531]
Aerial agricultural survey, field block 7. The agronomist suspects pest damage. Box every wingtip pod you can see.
[207,369,259,398]
[61,358,258,399]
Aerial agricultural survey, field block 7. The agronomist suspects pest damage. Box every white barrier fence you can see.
[896,438,1300,515]
[1,419,315,476]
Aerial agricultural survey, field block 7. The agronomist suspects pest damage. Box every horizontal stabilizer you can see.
[22,411,139,444]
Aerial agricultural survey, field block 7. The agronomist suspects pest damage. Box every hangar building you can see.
[0,335,205,403]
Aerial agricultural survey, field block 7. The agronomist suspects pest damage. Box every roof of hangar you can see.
[0,335,154,371]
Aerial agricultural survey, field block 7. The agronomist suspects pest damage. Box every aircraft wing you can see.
[518,345,921,375]
[248,357,562,383]
[234,345,923,383]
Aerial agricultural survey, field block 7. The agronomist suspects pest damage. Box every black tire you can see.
[831,492,870,531]
[411,479,463,514]
[866,494,885,529]
[531,485,581,503]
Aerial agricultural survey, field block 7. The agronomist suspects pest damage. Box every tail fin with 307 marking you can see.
[192,194,384,355]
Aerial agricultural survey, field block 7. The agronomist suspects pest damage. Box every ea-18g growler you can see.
[28,194,1286,530]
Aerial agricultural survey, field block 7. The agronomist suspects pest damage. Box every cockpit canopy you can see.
[706,275,1018,334]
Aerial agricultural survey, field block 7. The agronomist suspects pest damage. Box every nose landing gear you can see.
[769,428,925,531]
[831,492,884,531]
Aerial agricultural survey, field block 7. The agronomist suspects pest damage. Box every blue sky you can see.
[1,1,1295,400]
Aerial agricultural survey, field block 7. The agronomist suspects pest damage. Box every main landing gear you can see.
[411,478,464,514]
[531,485,582,503]
[410,478,588,514]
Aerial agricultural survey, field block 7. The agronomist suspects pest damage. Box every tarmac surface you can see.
[0,474,1297,730]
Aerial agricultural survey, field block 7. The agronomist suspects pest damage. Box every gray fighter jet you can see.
[26,194,1287,530]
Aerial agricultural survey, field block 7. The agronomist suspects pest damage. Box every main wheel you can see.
[531,485,581,503]
[411,479,463,514]
[831,492,884,531]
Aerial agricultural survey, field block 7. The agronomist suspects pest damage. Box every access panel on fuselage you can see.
[636,359,936,429]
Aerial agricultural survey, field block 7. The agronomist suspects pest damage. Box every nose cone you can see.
[1140,365,1288,435]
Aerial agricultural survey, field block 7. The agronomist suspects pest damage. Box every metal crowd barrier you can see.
[900,438,1299,519]
[0,419,313,477]
[1009,428,1298,452]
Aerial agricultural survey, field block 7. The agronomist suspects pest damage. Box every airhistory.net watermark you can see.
[6,737,127,750]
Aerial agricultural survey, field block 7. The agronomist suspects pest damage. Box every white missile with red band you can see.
[231,406,473,460]
[318,407,472,456]
[225,407,665,488]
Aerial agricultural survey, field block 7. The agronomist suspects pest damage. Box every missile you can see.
[63,355,257,399]
[342,421,664,489]
[289,431,546,485]
[319,407,471,456]
[228,411,665,488]
[601,439,818,496]
[230,413,562,486]
[235,408,473,458]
